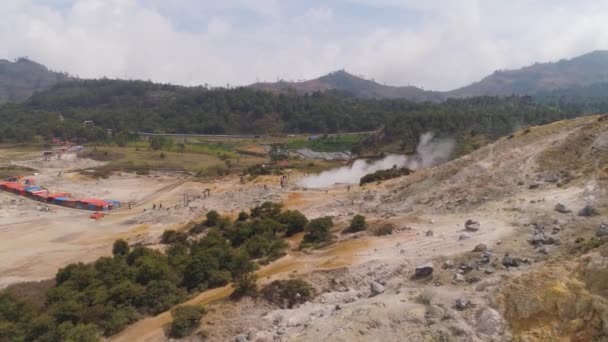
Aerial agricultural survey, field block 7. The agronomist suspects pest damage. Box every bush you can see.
[112,239,130,256]
[160,230,189,245]
[373,223,395,236]
[374,223,395,236]
[169,305,205,338]
[236,211,249,221]
[250,202,283,220]
[344,215,367,234]
[278,210,309,237]
[261,279,315,309]
[204,210,220,227]
[360,167,413,185]
[230,273,258,300]
[301,217,333,247]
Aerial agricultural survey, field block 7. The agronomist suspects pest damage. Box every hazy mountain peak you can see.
[0,57,72,104]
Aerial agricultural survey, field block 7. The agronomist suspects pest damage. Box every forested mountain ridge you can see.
[249,70,443,102]
[0,58,72,104]
[0,78,582,157]
[447,50,608,97]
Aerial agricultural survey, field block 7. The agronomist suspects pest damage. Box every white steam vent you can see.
[297,132,454,188]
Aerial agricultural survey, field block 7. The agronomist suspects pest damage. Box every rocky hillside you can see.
[111,114,608,341]
[448,50,608,97]
[249,70,443,102]
[0,58,71,104]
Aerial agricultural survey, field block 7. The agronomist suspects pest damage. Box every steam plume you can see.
[297,132,454,188]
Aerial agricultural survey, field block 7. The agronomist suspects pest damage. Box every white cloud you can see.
[1,0,608,90]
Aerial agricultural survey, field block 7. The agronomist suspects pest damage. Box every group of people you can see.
[152,202,163,210]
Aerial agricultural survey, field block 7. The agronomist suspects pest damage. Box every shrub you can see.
[278,210,309,236]
[261,279,315,309]
[360,167,413,185]
[169,305,205,338]
[230,273,258,300]
[344,215,367,233]
[204,211,220,227]
[160,230,189,245]
[301,217,333,247]
[236,211,249,221]
[373,223,395,236]
[250,202,283,220]
[112,239,130,256]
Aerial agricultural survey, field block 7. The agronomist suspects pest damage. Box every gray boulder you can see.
[455,297,470,310]
[502,254,519,268]
[578,205,599,217]
[480,251,492,264]
[458,234,471,241]
[473,243,488,252]
[426,230,434,237]
[554,203,571,214]
[465,219,480,232]
[415,262,434,277]
[476,307,504,336]
[370,281,385,296]
[235,334,248,342]
[597,223,608,237]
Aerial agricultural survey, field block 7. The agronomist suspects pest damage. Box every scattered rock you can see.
[369,281,385,296]
[460,262,477,273]
[543,174,560,183]
[597,223,608,237]
[484,267,495,274]
[480,251,492,264]
[458,234,471,241]
[554,203,571,214]
[528,230,557,245]
[476,307,504,336]
[442,259,455,269]
[425,230,434,237]
[502,254,519,268]
[529,183,540,189]
[466,275,481,284]
[252,331,274,342]
[235,334,248,342]
[455,298,469,310]
[425,304,445,324]
[578,205,599,217]
[415,262,434,277]
[453,273,465,283]
[465,219,480,232]
[472,244,487,252]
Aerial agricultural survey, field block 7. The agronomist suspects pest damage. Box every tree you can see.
[250,202,283,220]
[301,217,333,246]
[236,211,249,221]
[169,305,205,338]
[345,215,367,233]
[231,273,258,300]
[278,210,308,236]
[56,322,100,342]
[261,279,315,309]
[112,239,130,256]
[204,210,220,227]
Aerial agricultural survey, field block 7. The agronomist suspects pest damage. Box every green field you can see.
[286,134,366,152]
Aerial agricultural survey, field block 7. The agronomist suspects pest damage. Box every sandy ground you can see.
[112,115,608,341]
[1,115,607,341]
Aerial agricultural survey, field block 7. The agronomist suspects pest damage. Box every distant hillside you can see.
[0,58,72,104]
[448,50,608,97]
[250,70,443,102]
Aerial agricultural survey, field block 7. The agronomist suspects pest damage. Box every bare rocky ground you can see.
[112,115,608,342]
[2,115,608,341]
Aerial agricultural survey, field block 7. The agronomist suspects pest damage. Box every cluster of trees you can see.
[0,78,594,155]
[0,202,324,340]
[359,166,413,185]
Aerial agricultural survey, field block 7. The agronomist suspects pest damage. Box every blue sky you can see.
[3,0,608,89]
